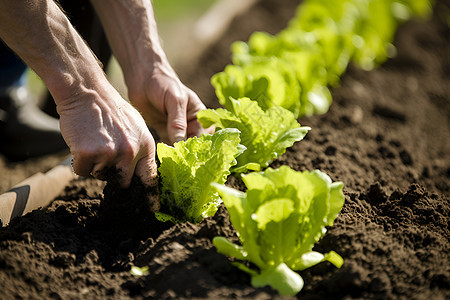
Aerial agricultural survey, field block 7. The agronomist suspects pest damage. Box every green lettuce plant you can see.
[231,31,335,116]
[289,0,361,33]
[212,166,345,296]
[156,128,243,223]
[290,0,432,71]
[351,0,432,70]
[211,57,302,118]
[197,97,310,173]
[212,0,434,119]
[350,0,398,70]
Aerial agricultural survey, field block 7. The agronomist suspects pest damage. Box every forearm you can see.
[0,0,107,105]
[91,0,210,144]
[90,0,171,83]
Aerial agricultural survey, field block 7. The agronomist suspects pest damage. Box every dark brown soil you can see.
[1,0,449,299]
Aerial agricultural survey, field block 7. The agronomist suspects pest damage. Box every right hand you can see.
[126,63,214,145]
[56,82,159,208]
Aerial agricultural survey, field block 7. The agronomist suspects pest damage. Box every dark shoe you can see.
[0,86,68,161]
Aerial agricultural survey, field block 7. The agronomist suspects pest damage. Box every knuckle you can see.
[169,93,187,109]
[98,143,116,157]
[171,119,187,130]
[74,143,116,160]
[118,140,136,161]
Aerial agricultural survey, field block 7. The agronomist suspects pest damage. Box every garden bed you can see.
[0,0,449,299]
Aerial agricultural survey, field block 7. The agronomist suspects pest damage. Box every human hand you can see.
[56,83,159,211]
[0,0,162,209]
[126,63,214,144]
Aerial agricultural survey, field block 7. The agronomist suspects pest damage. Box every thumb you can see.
[135,155,160,212]
[166,97,188,144]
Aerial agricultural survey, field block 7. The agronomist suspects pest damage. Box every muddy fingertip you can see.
[145,175,160,213]
[135,157,160,213]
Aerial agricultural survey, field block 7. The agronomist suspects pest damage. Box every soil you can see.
[1,0,449,299]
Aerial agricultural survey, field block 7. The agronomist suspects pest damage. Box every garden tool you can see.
[0,156,75,226]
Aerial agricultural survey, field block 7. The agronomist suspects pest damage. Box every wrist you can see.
[46,64,109,108]
[122,48,173,83]
[123,54,178,102]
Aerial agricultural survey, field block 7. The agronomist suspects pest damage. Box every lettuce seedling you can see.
[232,32,333,117]
[197,97,310,173]
[211,57,302,118]
[349,0,398,70]
[156,128,243,223]
[212,166,345,296]
[289,0,361,33]
[233,27,352,86]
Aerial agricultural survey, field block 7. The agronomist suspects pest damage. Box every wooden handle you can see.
[0,165,75,226]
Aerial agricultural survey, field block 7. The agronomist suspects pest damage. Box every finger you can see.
[186,118,214,138]
[114,159,136,189]
[185,91,212,138]
[71,151,95,177]
[86,145,117,180]
[186,90,207,119]
[91,164,110,181]
[135,155,160,212]
[166,95,188,144]
[205,124,216,135]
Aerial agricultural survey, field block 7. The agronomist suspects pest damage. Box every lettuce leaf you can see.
[231,29,343,116]
[197,97,310,173]
[289,0,361,33]
[156,128,243,223]
[235,27,352,86]
[349,0,398,70]
[212,166,345,296]
[211,57,302,118]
